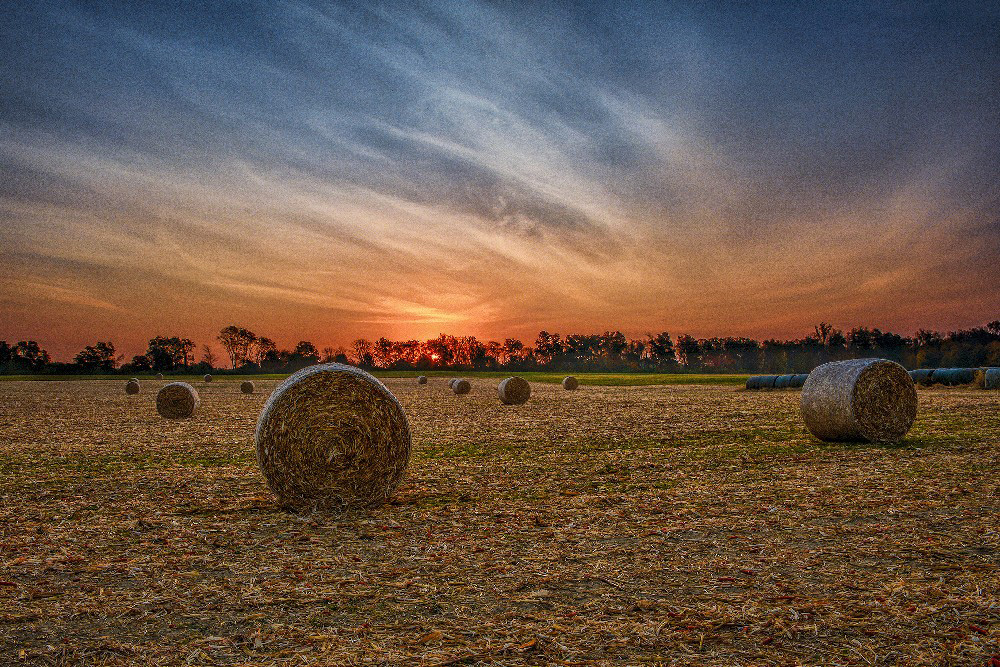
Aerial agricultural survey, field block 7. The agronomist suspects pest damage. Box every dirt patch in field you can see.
[1,378,997,665]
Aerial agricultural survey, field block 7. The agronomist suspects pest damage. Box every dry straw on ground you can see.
[240,381,255,394]
[124,379,140,395]
[417,376,427,385]
[801,358,917,443]
[498,376,531,405]
[562,376,579,390]
[155,382,199,419]
[255,363,411,511]
[204,374,213,383]
[452,378,471,395]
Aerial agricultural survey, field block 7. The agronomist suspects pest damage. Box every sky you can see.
[1,1,998,361]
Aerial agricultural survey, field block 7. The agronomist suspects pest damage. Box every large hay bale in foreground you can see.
[241,381,255,394]
[498,376,531,405]
[417,376,427,385]
[156,382,200,419]
[125,379,140,395]
[800,359,917,443]
[452,379,471,395]
[255,363,411,511]
[562,376,579,390]
[204,374,213,383]
[789,374,809,389]
[985,368,1000,390]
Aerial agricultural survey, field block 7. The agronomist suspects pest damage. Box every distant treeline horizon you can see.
[3,320,999,376]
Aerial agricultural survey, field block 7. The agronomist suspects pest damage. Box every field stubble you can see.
[0,378,997,665]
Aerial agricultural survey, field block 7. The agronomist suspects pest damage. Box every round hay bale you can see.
[448,378,457,389]
[156,373,163,380]
[745,376,764,389]
[953,368,975,385]
[800,359,917,443]
[204,374,213,383]
[563,376,579,390]
[908,369,932,385]
[774,375,793,389]
[156,382,199,419]
[417,375,427,385]
[255,363,410,511]
[452,379,471,395]
[124,379,140,394]
[789,374,809,388]
[758,375,778,389]
[498,376,531,405]
[984,368,1000,390]
[241,380,255,394]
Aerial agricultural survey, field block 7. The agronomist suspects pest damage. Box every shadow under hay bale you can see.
[498,376,531,405]
[801,359,917,443]
[985,368,1000,390]
[417,375,427,385]
[156,382,199,419]
[241,381,255,394]
[452,379,471,395]
[255,363,410,511]
[125,379,140,395]
[563,376,579,390]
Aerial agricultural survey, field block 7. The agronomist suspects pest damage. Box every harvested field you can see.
[0,378,998,666]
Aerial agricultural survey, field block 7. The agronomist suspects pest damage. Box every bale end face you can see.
[157,382,199,419]
[125,379,140,395]
[801,359,916,443]
[241,381,255,394]
[562,376,579,390]
[417,376,428,385]
[452,379,471,395]
[255,363,411,511]
[498,376,531,405]
[204,374,213,383]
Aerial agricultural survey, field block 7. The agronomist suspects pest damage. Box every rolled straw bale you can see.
[204,374,213,383]
[125,379,140,394]
[156,373,163,380]
[255,363,410,510]
[452,379,471,395]
[774,375,793,389]
[241,381,255,394]
[984,368,1000,390]
[800,359,916,443]
[563,376,579,390]
[972,368,987,388]
[156,382,199,419]
[498,376,531,405]
[417,376,428,385]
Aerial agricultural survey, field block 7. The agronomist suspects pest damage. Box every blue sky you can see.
[1,1,998,358]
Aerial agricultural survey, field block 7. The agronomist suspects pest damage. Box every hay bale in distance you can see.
[985,368,1000,390]
[908,369,933,385]
[800,358,917,443]
[498,376,531,405]
[156,373,163,380]
[125,379,140,395]
[747,375,778,390]
[562,376,579,390]
[417,375,427,385]
[953,368,975,385]
[255,363,410,510]
[156,382,200,419]
[241,380,255,394]
[452,379,471,395]
[204,374,213,383]
[774,375,793,389]
[448,378,458,389]
[789,374,809,388]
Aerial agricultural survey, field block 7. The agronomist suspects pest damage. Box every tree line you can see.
[2,320,999,375]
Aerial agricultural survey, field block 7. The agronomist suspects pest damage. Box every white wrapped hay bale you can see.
[985,368,1000,390]
[746,375,778,390]
[156,382,200,419]
[774,375,793,389]
[452,378,471,395]
[563,376,579,390]
[417,375,427,385]
[124,379,140,395]
[156,373,163,380]
[800,359,917,443]
[789,374,809,388]
[255,363,411,510]
[241,380,255,394]
[498,376,531,405]
[204,374,213,383]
